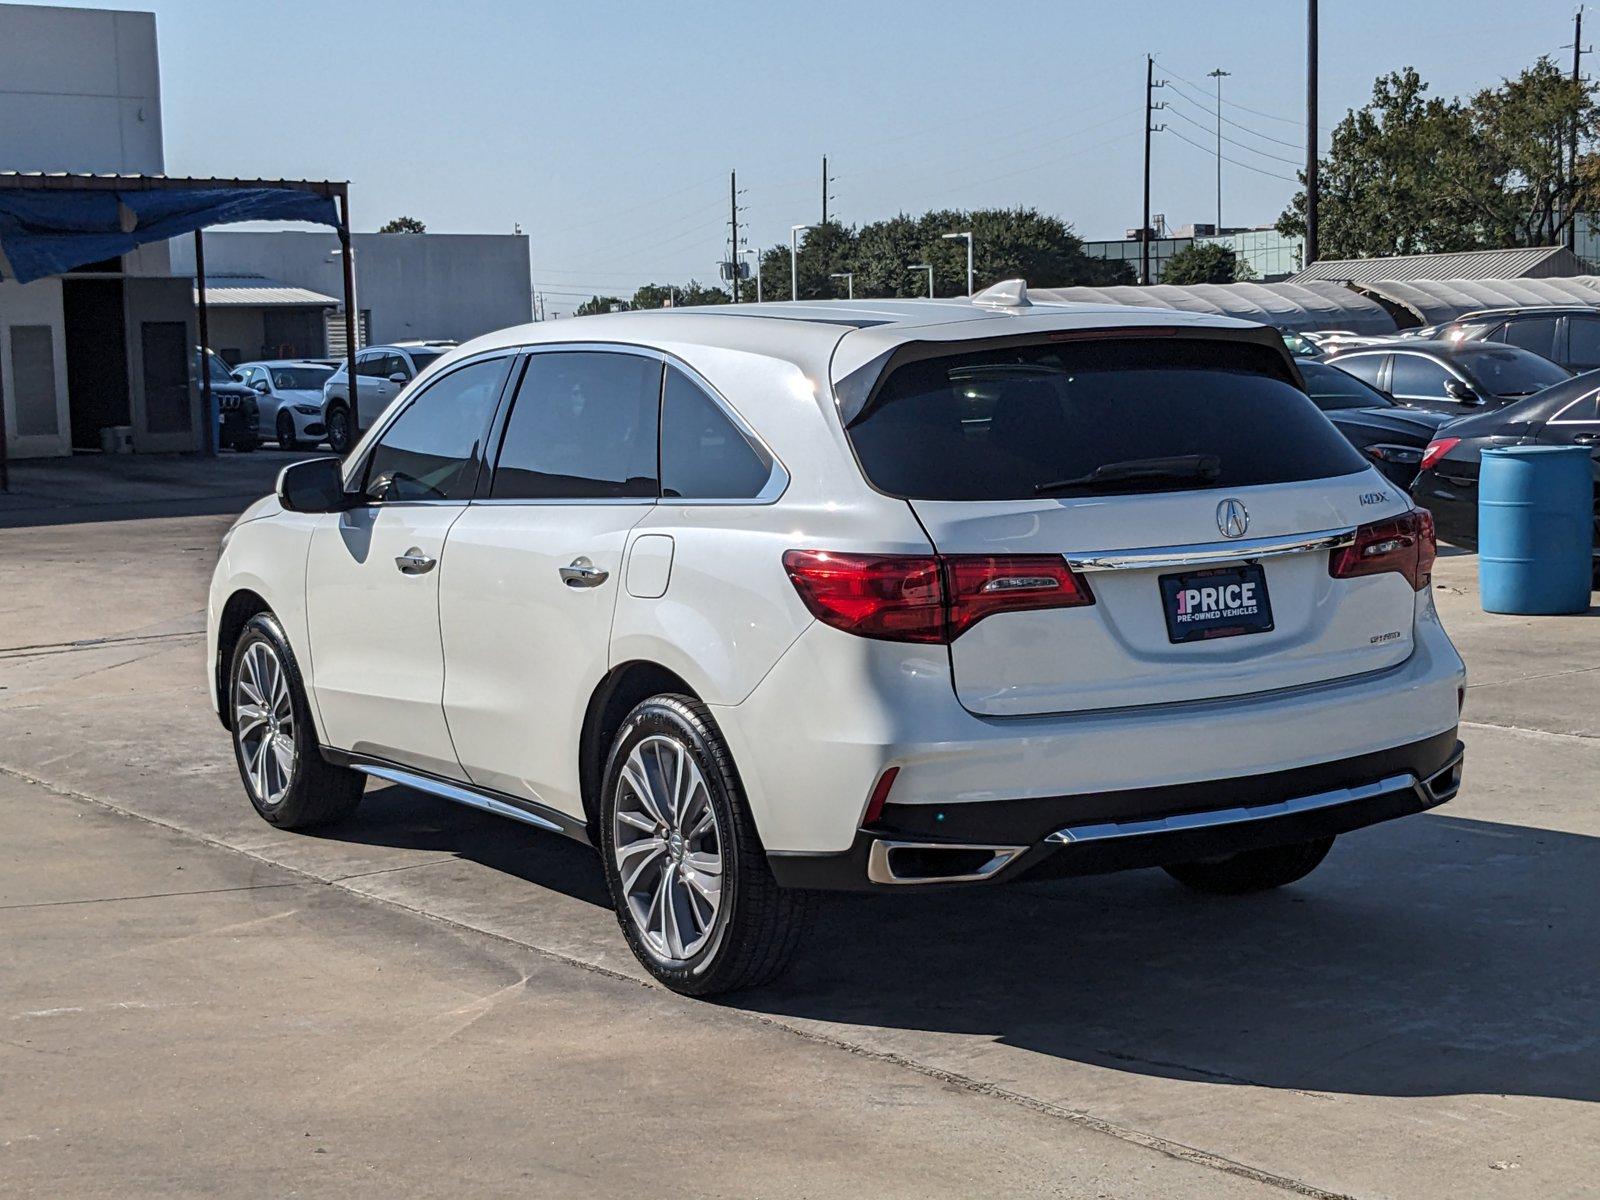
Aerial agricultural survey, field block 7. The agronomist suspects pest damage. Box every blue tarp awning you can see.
[0,184,339,283]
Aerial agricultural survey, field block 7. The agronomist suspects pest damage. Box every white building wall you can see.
[170,231,533,346]
[0,4,164,175]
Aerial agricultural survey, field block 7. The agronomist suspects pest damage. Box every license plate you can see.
[1159,565,1274,643]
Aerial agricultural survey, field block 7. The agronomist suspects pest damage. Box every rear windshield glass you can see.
[845,338,1369,500]
[1458,346,1569,396]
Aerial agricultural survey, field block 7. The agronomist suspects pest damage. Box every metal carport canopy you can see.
[1027,280,1398,336]
[1349,276,1600,326]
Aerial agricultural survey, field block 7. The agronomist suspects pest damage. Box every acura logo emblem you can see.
[1216,498,1250,539]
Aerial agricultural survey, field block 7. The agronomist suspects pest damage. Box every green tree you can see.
[1279,59,1600,257]
[574,295,627,316]
[630,279,731,309]
[377,215,427,233]
[1161,242,1256,284]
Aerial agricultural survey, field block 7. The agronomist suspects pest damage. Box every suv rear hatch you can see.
[839,331,1428,717]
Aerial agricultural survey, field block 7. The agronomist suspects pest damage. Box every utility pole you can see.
[1567,6,1589,249]
[1305,0,1320,266]
[821,155,829,225]
[1208,68,1231,232]
[729,170,740,302]
[1141,56,1165,284]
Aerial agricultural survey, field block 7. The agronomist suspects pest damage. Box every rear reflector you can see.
[1419,437,1461,472]
[1329,508,1437,591]
[783,550,1093,644]
[861,766,899,827]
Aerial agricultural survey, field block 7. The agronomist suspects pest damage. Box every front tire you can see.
[229,613,363,829]
[325,403,352,455]
[1163,836,1334,895]
[276,411,305,451]
[599,695,810,996]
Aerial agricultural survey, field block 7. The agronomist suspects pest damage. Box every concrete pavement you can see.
[2,465,1596,1198]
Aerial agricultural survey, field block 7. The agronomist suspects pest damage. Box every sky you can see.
[26,0,1594,314]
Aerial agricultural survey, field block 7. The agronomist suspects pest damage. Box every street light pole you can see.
[909,263,934,298]
[742,248,762,303]
[1207,68,1230,231]
[942,231,974,295]
[829,271,854,299]
[790,224,813,301]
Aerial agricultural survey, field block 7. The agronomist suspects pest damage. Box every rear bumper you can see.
[769,734,1463,891]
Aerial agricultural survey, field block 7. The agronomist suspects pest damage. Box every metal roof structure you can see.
[1289,244,1587,284]
[1353,276,1600,325]
[192,275,338,308]
[1026,280,1397,335]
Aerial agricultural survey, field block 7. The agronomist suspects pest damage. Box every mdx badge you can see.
[1216,497,1250,539]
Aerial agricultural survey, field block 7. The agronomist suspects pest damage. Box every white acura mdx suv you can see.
[209,283,1466,995]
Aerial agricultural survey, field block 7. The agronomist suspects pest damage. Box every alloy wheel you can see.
[612,734,724,964]
[234,641,296,806]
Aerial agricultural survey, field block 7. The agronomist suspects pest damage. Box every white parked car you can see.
[320,341,457,453]
[232,360,337,450]
[209,284,1466,995]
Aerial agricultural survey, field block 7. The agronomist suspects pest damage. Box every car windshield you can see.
[1280,332,1320,357]
[1459,346,1571,396]
[845,337,1369,501]
[1299,361,1393,411]
[269,366,334,391]
[198,351,234,386]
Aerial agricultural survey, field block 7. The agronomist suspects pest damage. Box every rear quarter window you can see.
[845,337,1369,501]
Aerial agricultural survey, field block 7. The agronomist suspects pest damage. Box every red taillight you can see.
[1419,437,1460,472]
[1329,508,1436,591]
[783,550,1093,644]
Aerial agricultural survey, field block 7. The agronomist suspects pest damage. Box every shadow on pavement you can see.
[731,812,1599,1103]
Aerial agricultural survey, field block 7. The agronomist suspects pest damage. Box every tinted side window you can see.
[1390,355,1452,398]
[355,353,385,378]
[660,367,773,499]
[1553,388,1600,422]
[1502,316,1559,359]
[492,352,660,499]
[362,356,510,501]
[1568,317,1600,370]
[1333,354,1386,387]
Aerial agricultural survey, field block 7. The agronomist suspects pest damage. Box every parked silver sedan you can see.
[232,360,337,450]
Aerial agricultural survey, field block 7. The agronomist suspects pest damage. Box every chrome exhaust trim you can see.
[1420,749,1464,803]
[866,840,1027,886]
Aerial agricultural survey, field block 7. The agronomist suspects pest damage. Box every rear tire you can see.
[228,613,363,830]
[326,403,352,454]
[599,695,810,996]
[1163,836,1334,895]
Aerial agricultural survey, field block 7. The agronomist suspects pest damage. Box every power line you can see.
[1163,124,1299,183]
[1158,58,1331,131]
[1158,72,1305,150]
[1164,98,1304,165]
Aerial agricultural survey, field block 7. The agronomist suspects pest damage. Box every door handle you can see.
[559,556,609,588]
[1573,432,1599,445]
[395,547,437,574]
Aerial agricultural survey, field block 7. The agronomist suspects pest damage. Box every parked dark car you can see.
[1411,371,1600,569]
[1438,305,1600,373]
[1327,340,1571,416]
[199,349,260,452]
[1298,360,1452,488]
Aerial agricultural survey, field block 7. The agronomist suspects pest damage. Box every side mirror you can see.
[252,380,270,393]
[1444,378,1483,405]
[387,371,408,385]
[276,457,349,513]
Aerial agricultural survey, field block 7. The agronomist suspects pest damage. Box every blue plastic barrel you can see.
[1478,445,1593,615]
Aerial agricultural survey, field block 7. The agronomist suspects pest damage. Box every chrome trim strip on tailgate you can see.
[1064,526,1355,573]
[1045,771,1418,844]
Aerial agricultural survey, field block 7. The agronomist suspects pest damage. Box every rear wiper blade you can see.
[1034,454,1222,495]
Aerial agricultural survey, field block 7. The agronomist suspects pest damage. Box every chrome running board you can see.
[357,764,566,834]
[1046,771,1419,845]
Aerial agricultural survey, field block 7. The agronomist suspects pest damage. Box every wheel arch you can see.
[214,588,273,730]
[579,660,700,836]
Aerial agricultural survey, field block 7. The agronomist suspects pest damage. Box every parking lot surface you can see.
[2,466,1597,1199]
